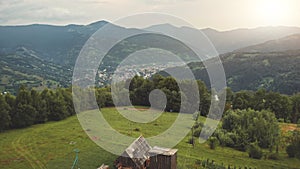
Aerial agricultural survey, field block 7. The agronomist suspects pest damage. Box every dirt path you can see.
[11,132,47,169]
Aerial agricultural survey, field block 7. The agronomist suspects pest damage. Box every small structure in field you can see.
[115,136,177,169]
[148,146,177,169]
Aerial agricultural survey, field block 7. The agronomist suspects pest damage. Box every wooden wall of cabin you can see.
[115,156,137,169]
[148,153,177,169]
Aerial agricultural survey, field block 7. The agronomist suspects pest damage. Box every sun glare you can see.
[256,0,291,25]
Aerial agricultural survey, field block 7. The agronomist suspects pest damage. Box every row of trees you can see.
[1,75,300,132]
[192,109,279,159]
[192,108,300,160]
[123,75,300,123]
[126,75,210,115]
[229,89,300,123]
[0,86,75,131]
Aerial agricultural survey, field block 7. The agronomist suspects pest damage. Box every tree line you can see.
[1,75,300,131]
[126,75,300,123]
[0,86,75,131]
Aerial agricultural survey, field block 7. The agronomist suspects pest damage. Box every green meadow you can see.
[0,107,299,169]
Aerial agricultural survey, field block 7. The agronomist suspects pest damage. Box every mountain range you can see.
[0,21,300,94]
[163,34,300,94]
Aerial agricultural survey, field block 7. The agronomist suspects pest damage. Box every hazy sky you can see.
[0,0,299,30]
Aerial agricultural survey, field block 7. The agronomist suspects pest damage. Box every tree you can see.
[12,103,37,128]
[129,75,144,91]
[232,91,254,110]
[221,109,279,150]
[160,88,180,112]
[0,95,11,131]
[247,143,263,159]
[131,79,153,106]
[96,87,114,108]
[291,93,300,123]
[11,86,37,128]
[197,80,210,116]
[252,88,267,111]
[31,89,47,123]
[264,92,291,121]
[15,85,32,105]
[59,88,76,115]
[47,91,68,121]
[286,131,300,158]
[208,136,219,149]
[158,77,179,92]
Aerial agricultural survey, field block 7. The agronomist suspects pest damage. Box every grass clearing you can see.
[0,107,299,169]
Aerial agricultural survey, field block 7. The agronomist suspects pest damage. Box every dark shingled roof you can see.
[123,136,152,167]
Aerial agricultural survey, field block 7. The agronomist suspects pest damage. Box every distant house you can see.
[115,136,177,169]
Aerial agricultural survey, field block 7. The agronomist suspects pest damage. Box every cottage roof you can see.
[148,146,178,156]
[124,136,152,166]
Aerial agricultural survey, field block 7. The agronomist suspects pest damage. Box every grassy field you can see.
[0,107,299,169]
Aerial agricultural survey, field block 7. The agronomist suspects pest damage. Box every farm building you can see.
[148,146,177,169]
[115,136,177,169]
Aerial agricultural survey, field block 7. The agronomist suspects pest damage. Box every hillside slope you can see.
[236,34,300,53]
[1,22,300,93]
[0,47,72,94]
[162,33,300,94]
[0,108,299,169]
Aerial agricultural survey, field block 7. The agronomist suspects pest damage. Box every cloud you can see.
[0,0,110,25]
[0,0,299,30]
[141,0,196,4]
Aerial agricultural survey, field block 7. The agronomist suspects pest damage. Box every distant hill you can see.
[147,25,300,54]
[0,47,72,94]
[220,50,300,94]
[236,34,300,53]
[1,21,300,65]
[0,21,108,65]
[1,21,300,93]
[161,33,300,94]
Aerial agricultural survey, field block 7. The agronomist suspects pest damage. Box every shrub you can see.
[286,131,300,158]
[208,137,219,149]
[216,131,234,147]
[268,153,279,160]
[247,143,263,159]
[193,128,202,137]
[133,128,140,131]
[188,138,194,145]
[286,144,297,158]
[278,118,284,123]
[195,159,201,165]
[193,121,204,129]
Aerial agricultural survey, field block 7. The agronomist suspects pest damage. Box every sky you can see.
[0,0,299,31]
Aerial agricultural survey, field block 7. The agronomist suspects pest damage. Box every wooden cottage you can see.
[115,136,177,169]
[115,136,151,169]
[148,146,177,169]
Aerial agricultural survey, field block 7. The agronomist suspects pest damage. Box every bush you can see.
[247,143,263,159]
[214,129,235,147]
[188,138,194,145]
[268,153,279,160]
[286,131,300,158]
[278,118,284,123]
[286,144,297,158]
[133,128,140,131]
[193,121,204,129]
[208,137,219,149]
[193,128,202,137]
